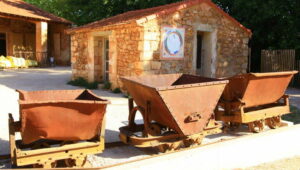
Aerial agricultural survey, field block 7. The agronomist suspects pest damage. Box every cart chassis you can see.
[9,113,105,168]
[215,95,290,132]
[119,98,222,152]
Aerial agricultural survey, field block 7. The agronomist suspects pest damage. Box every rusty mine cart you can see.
[119,74,228,152]
[215,71,298,133]
[9,89,109,168]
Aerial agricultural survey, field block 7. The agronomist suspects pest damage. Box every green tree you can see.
[212,0,299,71]
[25,0,299,71]
[24,0,181,25]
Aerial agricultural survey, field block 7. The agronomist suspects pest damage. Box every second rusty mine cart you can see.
[9,89,110,168]
[215,71,298,133]
[119,74,228,152]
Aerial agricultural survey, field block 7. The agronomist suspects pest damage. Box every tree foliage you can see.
[24,0,299,71]
[212,0,299,70]
[24,0,181,26]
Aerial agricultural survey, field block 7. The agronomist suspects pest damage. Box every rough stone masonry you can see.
[69,1,251,89]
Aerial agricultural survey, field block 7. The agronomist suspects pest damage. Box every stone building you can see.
[67,0,251,89]
[0,0,72,66]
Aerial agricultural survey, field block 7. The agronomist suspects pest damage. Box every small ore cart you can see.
[9,89,109,168]
[119,74,228,152]
[215,71,298,133]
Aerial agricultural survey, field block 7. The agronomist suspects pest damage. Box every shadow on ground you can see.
[0,138,9,156]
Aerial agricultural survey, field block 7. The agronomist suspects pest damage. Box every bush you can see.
[102,81,111,90]
[67,77,99,89]
[86,81,99,89]
[112,88,121,93]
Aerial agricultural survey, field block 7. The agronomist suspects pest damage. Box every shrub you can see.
[67,77,99,89]
[86,81,99,89]
[112,88,121,93]
[102,81,111,90]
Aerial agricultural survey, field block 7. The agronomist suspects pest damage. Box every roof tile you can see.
[68,0,251,35]
[0,0,72,24]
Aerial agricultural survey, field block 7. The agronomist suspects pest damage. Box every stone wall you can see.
[70,23,143,88]
[139,2,250,78]
[70,2,250,88]
[71,32,89,79]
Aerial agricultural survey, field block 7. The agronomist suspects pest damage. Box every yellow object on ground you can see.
[0,56,12,68]
[0,56,37,68]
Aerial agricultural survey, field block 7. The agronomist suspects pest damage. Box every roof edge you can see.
[136,0,251,36]
[0,12,72,24]
[67,0,251,36]
[20,0,73,24]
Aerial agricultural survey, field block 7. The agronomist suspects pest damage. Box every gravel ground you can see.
[246,156,300,170]
[0,67,300,169]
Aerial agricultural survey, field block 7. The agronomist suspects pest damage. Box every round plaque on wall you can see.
[162,27,185,59]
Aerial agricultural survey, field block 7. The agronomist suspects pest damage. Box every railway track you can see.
[0,132,245,169]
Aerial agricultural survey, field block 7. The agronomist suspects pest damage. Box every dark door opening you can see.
[0,33,6,56]
[104,39,109,82]
[196,32,203,70]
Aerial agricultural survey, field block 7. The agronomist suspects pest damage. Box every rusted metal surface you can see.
[120,74,228,151]
[121,74,228,136]
[9,113,106,168]
[216,71,298,132]
[221,71,298,108]
[17,89,110,144]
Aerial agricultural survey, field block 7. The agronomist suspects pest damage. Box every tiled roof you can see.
[0,0,72,24]
[68,0,251,35]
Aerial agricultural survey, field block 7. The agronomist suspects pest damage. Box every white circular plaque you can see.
[165,31,183,56]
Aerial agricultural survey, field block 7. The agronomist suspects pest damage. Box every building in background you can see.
[0,0,72,66]
[68,0,251,88]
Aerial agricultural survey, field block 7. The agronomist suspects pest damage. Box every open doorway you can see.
[195,30,216,77]
[103,39,109,82]
[0,33,7,56]
[94,37,109,82]
[94,36,104,82]
[196,32,203,74]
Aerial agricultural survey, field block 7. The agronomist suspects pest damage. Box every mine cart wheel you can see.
[157,143,181,153]
[266,116,281,129]
[31,142,57,168]
[248,120,265,133]
[230,122,241,130]
[64,156,87,168]
[59,141,88,168]
[157,144,172,153]
[224,122,241,132]
[195,136,204,145]
[169,141,183,151]
[32,161,57,168]
[148,124,162,136]
[185,136,203,147]
[183,139,194,147]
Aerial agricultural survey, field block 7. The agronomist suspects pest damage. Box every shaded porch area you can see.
[0,16,70,66]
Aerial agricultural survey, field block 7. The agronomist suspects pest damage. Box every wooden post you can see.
[35,22,48,66]
[87,33,95,82]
